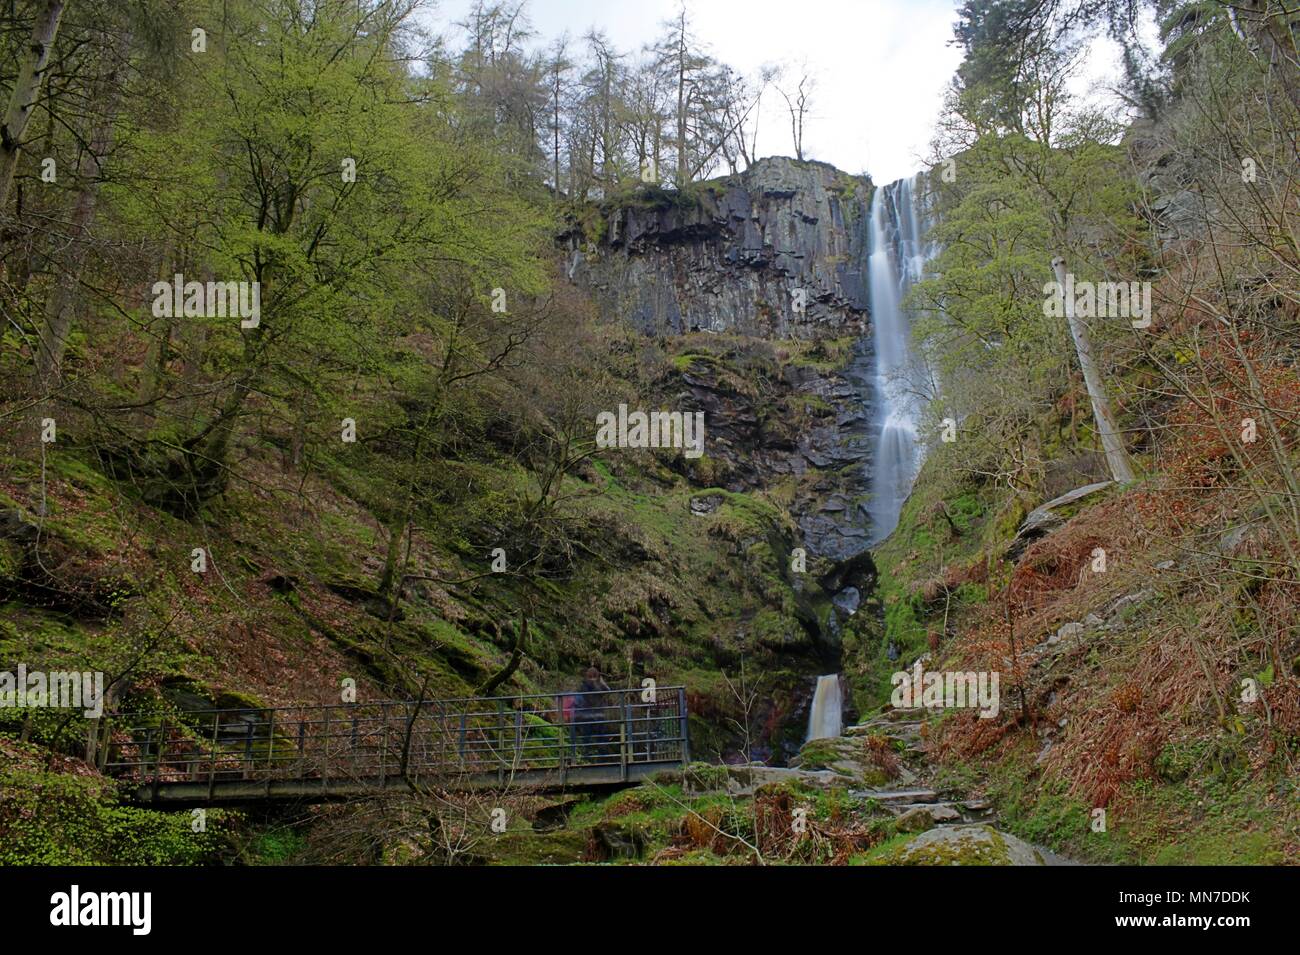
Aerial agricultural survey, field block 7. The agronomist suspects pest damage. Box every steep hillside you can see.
[1,159,884,863]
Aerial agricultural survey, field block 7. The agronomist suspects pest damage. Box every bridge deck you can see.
[104,687,690,805]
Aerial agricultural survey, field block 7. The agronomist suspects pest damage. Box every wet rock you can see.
[833,587,861,616]
[689,494,724,516]
[1035,740,1053,765]
[721,764,845,796]
[1149,189,1201,240]
[661,339,877,566]
[0,508,40,544]
[587,821,646,861]
[1048,621,1084,645]
[1105,589,1156,627]
[896,803,961,832]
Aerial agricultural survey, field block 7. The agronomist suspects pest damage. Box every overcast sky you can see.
[422,0,1133,186]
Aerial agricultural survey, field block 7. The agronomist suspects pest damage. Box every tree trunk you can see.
[377,512,408,602]
[476,616,528,696]
[35,64,125,390]
[1233,1,1300,115]
[552,89,561,193]
[34,24,129,391]
[0,0,66,212]
[676,14,687,188]
[135,241,176,426]
[1052,256,1136,483]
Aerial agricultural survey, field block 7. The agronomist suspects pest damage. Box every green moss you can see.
[684,762,730,792]
[0,539,23,579]
[849,830,914,865]
[246,828,307,864]
[478,828,590,866]
[672,352,720,373]
[795,737,848,772]
[860,825,1016,866]
[1150,828,1279,865]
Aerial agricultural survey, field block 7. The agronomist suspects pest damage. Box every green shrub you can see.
[0,768,233,865]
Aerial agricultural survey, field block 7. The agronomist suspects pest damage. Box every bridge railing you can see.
[103,686,689,791]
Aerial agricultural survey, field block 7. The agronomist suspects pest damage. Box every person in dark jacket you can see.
[574,667,611,762]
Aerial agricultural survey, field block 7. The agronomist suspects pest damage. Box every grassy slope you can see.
[855,427,1300,865]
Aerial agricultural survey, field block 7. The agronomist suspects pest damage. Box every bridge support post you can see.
[322,707,331,790]
[678,687,690,766]
[558,695,568,787]
[620,697,629,783]
[242,718,255,777]
[379,702,388,788]
[265,711,275,797]
[207,713,220,800]
[152,720,166,802]
[496,700,506,788]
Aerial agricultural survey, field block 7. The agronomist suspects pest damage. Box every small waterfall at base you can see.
[867,174,931,544]
[806,674,843,741]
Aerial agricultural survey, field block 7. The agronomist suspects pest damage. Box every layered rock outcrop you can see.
[566,157,881,565]
[567,157,874,338]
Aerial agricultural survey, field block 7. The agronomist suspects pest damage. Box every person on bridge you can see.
[574,667,611,762]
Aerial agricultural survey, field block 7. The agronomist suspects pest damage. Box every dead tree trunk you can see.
[1052,256,1136,484]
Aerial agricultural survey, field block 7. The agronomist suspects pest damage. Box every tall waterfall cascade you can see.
[867,174,932,544]
[806,674,843,741]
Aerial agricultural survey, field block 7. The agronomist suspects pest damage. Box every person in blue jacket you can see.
[573,667,611,762]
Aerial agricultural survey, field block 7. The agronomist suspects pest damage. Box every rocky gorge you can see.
[562,160,896,695]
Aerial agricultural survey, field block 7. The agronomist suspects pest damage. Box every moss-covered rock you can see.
[863,825,1045,866]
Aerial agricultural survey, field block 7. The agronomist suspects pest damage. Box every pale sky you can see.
[423,0,1138,187]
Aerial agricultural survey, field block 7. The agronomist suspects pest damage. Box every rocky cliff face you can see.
[671,342,876,563]
[568,157,874,338]
[565,158,883,671]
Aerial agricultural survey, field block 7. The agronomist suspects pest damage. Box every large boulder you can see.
[881,824,1046,865]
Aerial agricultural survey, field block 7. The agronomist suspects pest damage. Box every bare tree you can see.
[582,29,622,190]
[545,34,572,192]
[778,70,814,161]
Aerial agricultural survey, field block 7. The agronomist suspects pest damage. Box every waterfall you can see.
[867,175,931,544]
[806,674,843,741]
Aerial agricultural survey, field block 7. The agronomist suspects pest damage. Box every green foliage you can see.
[0,767,232,866]
[246,828,307,865]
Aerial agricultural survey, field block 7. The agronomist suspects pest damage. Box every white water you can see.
[867,175,931,544]
[806,674,843,741]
